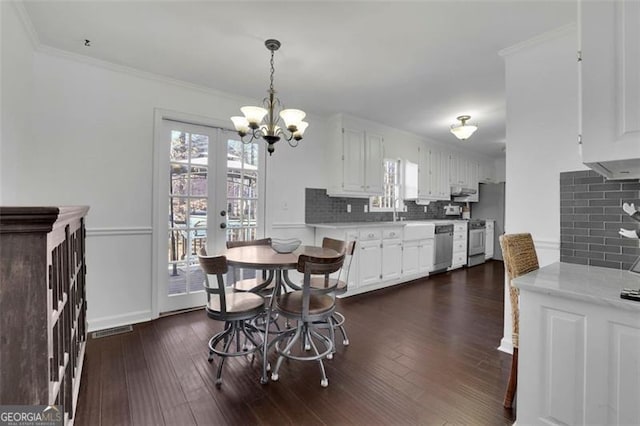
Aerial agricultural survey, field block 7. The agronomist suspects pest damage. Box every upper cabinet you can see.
[580,0,640,179]
[450,153,479,202]
[327,115,384,197]
[479,160,497,184]
[417,146,450,201]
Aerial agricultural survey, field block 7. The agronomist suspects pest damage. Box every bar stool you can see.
[499,233,539,408]
[270,252,345,387]
[308,238,356,349]
[197,249,265,387]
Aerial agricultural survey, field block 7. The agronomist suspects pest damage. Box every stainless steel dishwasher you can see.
[433,224,454,273]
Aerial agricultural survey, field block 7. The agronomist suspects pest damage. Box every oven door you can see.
[468,229,485,256]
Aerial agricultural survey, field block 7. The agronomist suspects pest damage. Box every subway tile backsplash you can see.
[560,170,640,270]
[305,188,466,223]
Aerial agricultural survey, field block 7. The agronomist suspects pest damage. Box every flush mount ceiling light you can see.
[231,39,308,156]
[450,115,478,140]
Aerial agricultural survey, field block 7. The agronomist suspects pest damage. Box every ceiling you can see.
[22,0,577,159]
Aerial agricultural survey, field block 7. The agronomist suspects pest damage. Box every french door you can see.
[155,118,264,313]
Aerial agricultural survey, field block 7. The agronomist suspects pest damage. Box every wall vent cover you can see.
[91,325,133,339]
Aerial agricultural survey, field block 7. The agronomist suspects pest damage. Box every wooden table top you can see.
[223,245,339,270]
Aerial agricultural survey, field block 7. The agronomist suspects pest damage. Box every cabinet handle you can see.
[390,232,396,237]
[368,233,374,238]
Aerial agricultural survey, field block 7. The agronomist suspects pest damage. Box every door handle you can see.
[219,223,227,229]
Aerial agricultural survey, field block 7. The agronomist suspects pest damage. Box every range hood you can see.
[584,158,640,180]
[450,185,477,197]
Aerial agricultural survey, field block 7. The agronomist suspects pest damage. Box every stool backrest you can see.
[197,247,229,315]
[226,238,272,249]
[297,253,345,319]
[499,233,539,348]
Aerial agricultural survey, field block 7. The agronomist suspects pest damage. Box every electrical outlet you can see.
[364,205,368,213]
[424,206,427,213]
[347,204,351,213]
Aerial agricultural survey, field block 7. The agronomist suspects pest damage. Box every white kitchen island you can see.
[513,262,640,425]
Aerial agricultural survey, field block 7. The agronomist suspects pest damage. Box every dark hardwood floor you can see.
[76,260,515,425]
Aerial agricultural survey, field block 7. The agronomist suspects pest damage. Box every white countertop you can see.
[514,262,640,312]
[307,219,466,229]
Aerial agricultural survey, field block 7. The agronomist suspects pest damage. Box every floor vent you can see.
[91,325,133,339]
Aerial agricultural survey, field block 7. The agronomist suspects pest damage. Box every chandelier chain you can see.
[269,49,275,93]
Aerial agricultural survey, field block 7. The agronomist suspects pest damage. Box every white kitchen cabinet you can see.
[402,240,420,277]
[515,263,640,426]
[479,160,497,183]
[382,228,402,281]
[358,228,383,286]
[327,115,384,197]
[402,238,434,277]
[418,146,450,201]
[580,0,640,179]
[450,221,468,270]
[418,239,434,274]
[451,154,480,202]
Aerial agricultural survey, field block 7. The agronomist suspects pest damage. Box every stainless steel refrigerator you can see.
[471,182,505,261]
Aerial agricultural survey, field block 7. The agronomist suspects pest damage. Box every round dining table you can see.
[223,244,340,384]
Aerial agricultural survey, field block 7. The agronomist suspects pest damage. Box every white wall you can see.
[499,25,586,352]
[1,2,35,203]
[6,33,327,329]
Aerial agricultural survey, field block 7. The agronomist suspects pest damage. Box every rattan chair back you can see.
[499,233,539,348]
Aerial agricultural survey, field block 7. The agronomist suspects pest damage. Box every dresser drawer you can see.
[452,252,467,265]
[454,223,467,233]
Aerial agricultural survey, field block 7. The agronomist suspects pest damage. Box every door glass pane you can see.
[226,138,259,244]
[190,166,207,196]
[168,130,209,296]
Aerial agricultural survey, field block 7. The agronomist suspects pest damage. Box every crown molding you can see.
[11,0,41,49]
[498,23,577,58]
[35,43,251,105]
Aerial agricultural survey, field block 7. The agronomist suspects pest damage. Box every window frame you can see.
[369,158,405,213]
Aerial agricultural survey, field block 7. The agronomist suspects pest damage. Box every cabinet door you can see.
[580,0,640,173]
[382,239,402,281]
[419,239,435,273]
[430,149,443,198]
[359,240,382,286]
[417,147,431,198]
[402,240,420,277]
[342,127,366,192]
[365,132,384,194]
[439,152,451,199]
[467,160,480,202]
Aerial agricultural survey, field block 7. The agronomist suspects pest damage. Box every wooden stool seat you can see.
[275,292,334,316]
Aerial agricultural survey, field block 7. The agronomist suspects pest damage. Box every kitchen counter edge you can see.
[513,261,640,312]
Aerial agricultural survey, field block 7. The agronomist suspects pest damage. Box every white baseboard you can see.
[88,310,153,332]
[498,337,514,354]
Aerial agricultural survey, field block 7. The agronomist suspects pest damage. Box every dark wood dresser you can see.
[0,206,89,424]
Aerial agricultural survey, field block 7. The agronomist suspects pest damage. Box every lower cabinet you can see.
[450,222,468,270]
[313,223,436,296]
[403,239,434,277]
[418,239,435,273]
[381,228,402,281]
[402,240,420,276]
[359,238,383,286]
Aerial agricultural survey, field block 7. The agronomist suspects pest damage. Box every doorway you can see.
[153,115,265,314]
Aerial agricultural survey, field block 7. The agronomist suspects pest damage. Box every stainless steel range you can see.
[467,219,486,267]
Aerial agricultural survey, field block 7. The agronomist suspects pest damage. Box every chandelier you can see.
[231,39,308,155]
[450,115,478,140]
